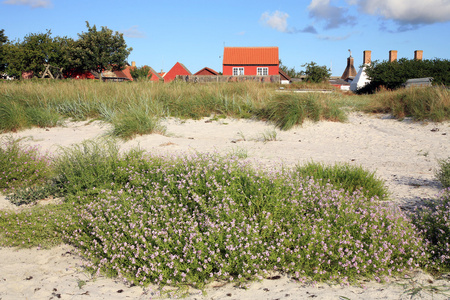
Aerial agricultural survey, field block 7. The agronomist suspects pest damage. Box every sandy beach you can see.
[1,112,449,299]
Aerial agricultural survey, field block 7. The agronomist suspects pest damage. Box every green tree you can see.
[279,59,299,78]
[72,21,132,75]
[130,65,152,81]
[4,30,63,78]
[361,58,450,93]
[300,61,331,83]
[0,29,8,72]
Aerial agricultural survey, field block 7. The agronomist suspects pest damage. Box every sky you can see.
[1,0,450,76]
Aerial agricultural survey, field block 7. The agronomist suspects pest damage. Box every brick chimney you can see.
[389,50,397,62]
[131,61,136,67]
[414,50,423,61]
[363,50,371,64]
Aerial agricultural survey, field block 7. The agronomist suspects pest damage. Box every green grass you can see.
[0,137,53,192]
[294,161,389,200]
[436,157,450,188]
[365,86,450,121]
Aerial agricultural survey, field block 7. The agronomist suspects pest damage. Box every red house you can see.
[194,67,219,76]
[222,47,279,76]
[164,62,192,83]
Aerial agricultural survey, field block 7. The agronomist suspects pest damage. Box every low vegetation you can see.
[0,138,449,291]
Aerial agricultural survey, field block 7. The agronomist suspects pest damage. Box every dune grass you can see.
[294,161,388,200]
[364,86,450,121]
[1,80,449,137]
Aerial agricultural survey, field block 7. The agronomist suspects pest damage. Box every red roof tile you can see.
[223,47,279,65]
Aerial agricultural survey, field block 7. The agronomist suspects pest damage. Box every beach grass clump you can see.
[436,157,450,188]
[0,100,29,132]
[111,102,166,140]
[51,138,141,197]
[54,153,426,288]
[295,161,389,200]
[410,189,450,270]
[262,93,347,130]
[0,137,52,193]
[365,86,450,121]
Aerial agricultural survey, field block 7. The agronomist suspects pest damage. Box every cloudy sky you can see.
[1,0,449,76]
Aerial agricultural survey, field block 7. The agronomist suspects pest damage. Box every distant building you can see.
[222,47,279,76]
[350,50,372,92]
[164,62,192,83]
[194,67,219,76]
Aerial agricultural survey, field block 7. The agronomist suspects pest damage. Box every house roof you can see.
[279,69,291,81]
[194,67,219,75]
[223,47,279,65]
[147,66,163,80]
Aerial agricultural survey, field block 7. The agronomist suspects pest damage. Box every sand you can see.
[1,112,449,299]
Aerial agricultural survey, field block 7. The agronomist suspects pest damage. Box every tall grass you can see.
[260,93,347,130]
[1,80,349,135]
[365,86,450,121]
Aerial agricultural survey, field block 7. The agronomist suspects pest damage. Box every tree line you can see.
[0,22,132,79]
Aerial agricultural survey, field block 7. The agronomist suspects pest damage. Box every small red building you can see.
[194,67,219,76]
[222,47,279,76]
[164,62,192,83]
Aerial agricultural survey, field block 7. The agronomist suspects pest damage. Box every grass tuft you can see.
[294,161,389,200]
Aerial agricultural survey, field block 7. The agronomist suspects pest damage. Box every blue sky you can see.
[1,0,450,76]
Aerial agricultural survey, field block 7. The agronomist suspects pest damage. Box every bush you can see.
[362,58,450,93]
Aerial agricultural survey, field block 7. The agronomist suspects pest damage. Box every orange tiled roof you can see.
[223,47,279,65]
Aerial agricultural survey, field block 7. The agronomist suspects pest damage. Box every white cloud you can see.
[2,0,51,8]
[120,26,146,38]
[308,0,356,29]
[260,10,290,32]
[358,0,450,25]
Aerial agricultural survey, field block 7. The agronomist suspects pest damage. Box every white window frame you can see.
[233,67,244,76]
[257,67,268,76]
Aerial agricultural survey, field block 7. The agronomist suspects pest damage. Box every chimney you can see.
[363,50,371,64]
[389,50,397,62]
[414,50,423,61]
[341,55,357,80]
[131,61,136,67]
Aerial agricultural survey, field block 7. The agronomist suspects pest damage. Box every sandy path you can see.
[1,113,449,299]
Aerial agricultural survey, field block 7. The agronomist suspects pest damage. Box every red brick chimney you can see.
[363,50,371,64]
[389,50,398,62]
[414,50,423,61]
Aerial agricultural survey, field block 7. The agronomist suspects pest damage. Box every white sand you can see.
[1,113,449,299]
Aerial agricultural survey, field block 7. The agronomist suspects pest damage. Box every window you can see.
[257,67,268,76]
[233,67,244,76]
